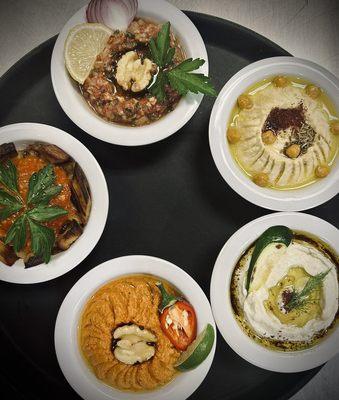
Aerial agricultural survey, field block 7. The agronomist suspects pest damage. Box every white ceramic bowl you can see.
[209,56,339,211]
[0,123,108,284]
[210,212,339,373]
[51,0,208,146]
[55,255,216,400]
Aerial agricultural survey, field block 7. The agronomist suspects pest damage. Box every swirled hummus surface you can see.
[231,234,339,351]
[79,275,180,392]
[228,77,338,189]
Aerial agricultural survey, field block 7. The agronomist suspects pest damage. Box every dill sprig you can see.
[284,269,331,312]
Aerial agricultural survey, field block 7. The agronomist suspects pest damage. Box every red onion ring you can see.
[86,0,138,30]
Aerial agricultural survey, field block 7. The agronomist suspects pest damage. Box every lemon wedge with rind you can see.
[174,324,215,371]
[64,23,112,84]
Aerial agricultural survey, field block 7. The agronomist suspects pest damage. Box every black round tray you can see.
[0,11,337,400]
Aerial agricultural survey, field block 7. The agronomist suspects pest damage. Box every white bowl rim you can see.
[209,56,339,211]
[55,255,216,400]
[51,0,209,146]
[0,123,109,284]
[210,211,339,373]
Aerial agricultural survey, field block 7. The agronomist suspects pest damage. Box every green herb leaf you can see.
[167,64,217,97]
[148,23,216,101]
[149,22,173,68]
[27,164,63,206]
[246,226,293,292]
[156,282,180,313]
[27,218,55,263]
[285,270,331,312]
[0,160,19,194]
[149,71,168,102]
[4,214,27,253]
[27,205,68,222]
[173,58,205,72]
[0,188,23,221]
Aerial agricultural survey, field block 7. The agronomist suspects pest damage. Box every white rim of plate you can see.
[210,211,339,373]
[0,123,109,284]
[55,255,216,400]
[209,56,339,211]
[51,0,208,146]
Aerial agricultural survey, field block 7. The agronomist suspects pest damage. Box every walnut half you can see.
[115,51,155,92]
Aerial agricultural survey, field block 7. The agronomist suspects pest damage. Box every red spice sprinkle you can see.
[263,104,305,134]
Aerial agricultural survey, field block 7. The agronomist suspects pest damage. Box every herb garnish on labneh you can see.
[0,162,68,263]
[149,22,216,101]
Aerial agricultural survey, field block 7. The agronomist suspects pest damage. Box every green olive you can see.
[227,127,240,144]
[237,94,253,110]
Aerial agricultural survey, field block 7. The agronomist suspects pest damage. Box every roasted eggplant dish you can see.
[0,142,91,268]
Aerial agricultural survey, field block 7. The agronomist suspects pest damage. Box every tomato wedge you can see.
[159,301,197,351]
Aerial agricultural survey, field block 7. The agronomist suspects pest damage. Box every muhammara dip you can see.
[79,275,180,391]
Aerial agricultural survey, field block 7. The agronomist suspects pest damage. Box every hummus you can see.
[228,77,338,189]
[231,234,339,351]
[79,275,180,392]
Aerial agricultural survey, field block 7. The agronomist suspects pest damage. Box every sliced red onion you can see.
[86,0,138,31]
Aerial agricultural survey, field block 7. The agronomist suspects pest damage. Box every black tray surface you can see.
[0,11,337,400]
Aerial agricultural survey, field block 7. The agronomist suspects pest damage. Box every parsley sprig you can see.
[149,22,217,101]
[0,161,68,263]
[284,270,330,312]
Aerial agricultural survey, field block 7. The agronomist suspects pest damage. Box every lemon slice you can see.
[174,324,215,371]
[64,23,112,84]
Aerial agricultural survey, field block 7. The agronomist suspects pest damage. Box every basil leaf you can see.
[27,205,68,222]
[246,226,293,292]
[4,214,27,253]
[27,218,55,263]
[149,71,168,102]
[27,164,62,206]
[0,160,19,194]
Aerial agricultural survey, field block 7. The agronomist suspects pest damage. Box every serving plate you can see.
[0,123,109,284]
[210,212,339,373]
[209,57,339,211]
[55,255,216,400]
[51,0,208,146]
[0,11,337,400]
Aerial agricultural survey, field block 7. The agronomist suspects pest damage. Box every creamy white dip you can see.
[236,240,338,342]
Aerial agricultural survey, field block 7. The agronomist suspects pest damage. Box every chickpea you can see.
[285,144,301,159]
[273,76,289,88]
[330,120,339,135]
[253,172,269,187]
[261,130,276,145]
[237,94,253,110]
[305,84,321,99]
[227,127,240,144]
[315,164,330,178]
